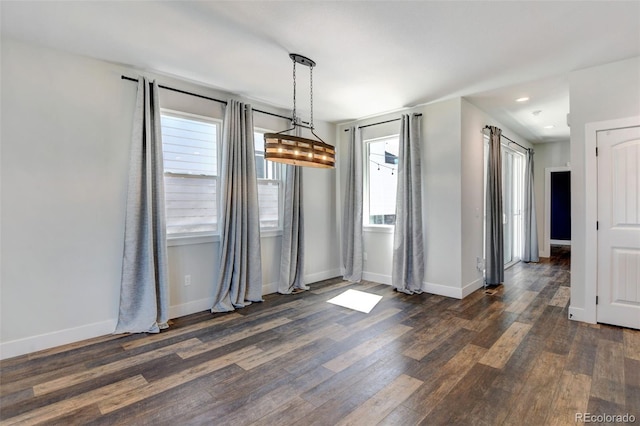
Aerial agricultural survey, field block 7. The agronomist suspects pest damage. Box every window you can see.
[365,135,399,226]
[254,130,283,230]
[161,112,219,235]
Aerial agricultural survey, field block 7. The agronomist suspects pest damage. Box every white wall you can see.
[337,100,464,296]
[461,99,533,293]
[336,97,531,299]
[568,56,640,323]
[532,140,570,257]
[0,38,340,359]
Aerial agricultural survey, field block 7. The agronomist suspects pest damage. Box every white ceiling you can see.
[2,1,639,144]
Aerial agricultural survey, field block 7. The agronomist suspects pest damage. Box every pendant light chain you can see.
[310,66,314,130]
[292,60,297,126]
[262,53,335,168]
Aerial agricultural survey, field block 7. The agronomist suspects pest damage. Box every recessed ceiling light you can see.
[544,125,555,129]
[516,97,530,102]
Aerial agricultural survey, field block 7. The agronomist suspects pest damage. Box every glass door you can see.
[484,137,525,271]
[502,147,524,267]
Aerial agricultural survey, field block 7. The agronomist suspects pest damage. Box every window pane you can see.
[368,137,399,225]
[257,179,280,229]
[165,175,217,234]
[162,115,217,175]
[254,131,282,229]
[161,113,218,234]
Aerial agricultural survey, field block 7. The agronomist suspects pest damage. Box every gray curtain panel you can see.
[115,77,169,334]
[523,149,539,262]
[342,126,364,282]
[392,114,425,294]
[485,126,504,285]
[278,164,308,294]
[212,99,263,312]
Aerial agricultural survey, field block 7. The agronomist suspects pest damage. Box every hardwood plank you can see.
[336,374,423,426]
[501,351,565,425]
[250,396,318,426]
[0,363,86,397]
[237,323,345,370]
[378,404,423,426]
[333,308,402,340]
[419,363,499,425]
[478,321,532,369]
[311,280,354,295]
[177,317,291,359]
[548,285,571,307]
[545,310,579,355]
[505,290,538,314]
[0,375,148,425]
[624,357,640,415]
[300,345,398,408]
[27,333,125,360]
[623,328,640,361]
[33,338,201,396]
[120,312,242,350]
[323,324,412,372]
[402,344,487,418]
[303,353,416,426]
[565,324,599,376]
[546,371,592,426]
[590,339,625,406]
[585,396,626,419]
[97,345,263,414]
[213,365,334,425]
[402,316,469,361]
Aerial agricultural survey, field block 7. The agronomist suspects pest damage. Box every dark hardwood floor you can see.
[1,246,638,425]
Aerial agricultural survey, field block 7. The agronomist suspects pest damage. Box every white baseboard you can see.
[461,278,484,298]
[362,271,392,285]
[568,306,588,323]
[262,281,279,295]
[168,297,215,319]
[360,273,474,300]
[422,281,463,299]
[0,319,117,361]
[550,240,572,246]
[305,268,342,285]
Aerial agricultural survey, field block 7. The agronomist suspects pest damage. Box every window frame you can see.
[254,128,285,236]
[363,134,400,231]
[161,109,222,246]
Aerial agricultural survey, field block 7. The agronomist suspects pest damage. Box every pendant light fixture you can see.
[264,54,335,168]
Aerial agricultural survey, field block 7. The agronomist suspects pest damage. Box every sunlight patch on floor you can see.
[327,289,382,313]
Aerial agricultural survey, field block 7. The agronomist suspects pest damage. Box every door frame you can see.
[581,116,640,324]
[544,166,571,257]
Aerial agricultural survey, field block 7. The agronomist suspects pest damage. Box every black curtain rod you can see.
[121,75,299,124]
[483,125,530,152]
[344,113,423,132]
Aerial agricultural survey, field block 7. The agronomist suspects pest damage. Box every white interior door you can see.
[597,125,640,329]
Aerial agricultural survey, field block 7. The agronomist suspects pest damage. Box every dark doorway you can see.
[550,171,571,241]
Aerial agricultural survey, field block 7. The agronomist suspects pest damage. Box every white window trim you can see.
[161,117,286,244]
[255,127,285,233]
[363,134,399,230]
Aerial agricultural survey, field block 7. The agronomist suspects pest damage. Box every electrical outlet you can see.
[184,275,191,286]
[363,252,368,262]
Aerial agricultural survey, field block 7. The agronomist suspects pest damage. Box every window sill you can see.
[363,225,394,234]
[167,233,219,247]
[260,228,283,238]
[167,228,283,246]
